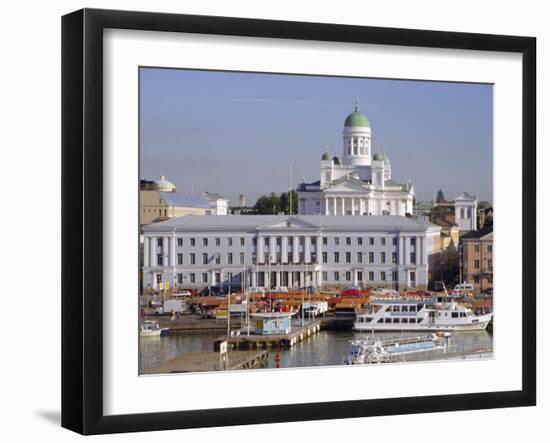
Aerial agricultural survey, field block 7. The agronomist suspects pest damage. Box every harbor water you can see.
[140,326,493,373]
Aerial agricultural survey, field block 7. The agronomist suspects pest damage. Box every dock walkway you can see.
[214,319,322,351]
[145,350,268,374]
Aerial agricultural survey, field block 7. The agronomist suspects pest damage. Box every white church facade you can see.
[297,99,415,216]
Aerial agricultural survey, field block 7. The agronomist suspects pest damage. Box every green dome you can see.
[333,156,341,165]
[322,151,331,161]
[373,152,385,161]
[344,111,370,128]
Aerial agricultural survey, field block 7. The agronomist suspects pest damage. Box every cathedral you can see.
[297,99,415,216]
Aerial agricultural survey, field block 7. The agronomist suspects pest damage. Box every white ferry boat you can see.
[354,296,492,332]
[140,320,169,337]
[344,333,448,365]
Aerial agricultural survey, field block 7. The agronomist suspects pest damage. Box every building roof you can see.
[344,111,370,128]
[460,226,493,240]
[454,192,476,201]
[159,192,212,209]
[322,151,332,161]
[144,214,439,232]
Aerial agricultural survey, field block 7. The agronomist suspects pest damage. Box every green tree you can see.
[279,190,298,214]
[254,192,280,214]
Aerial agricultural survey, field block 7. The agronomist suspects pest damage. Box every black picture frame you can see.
[61,8,536,435]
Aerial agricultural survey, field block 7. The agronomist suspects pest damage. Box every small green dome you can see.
[344,111,370,128]
[373,152,385,161]
[322,152,331,161]
[333,156,341,165]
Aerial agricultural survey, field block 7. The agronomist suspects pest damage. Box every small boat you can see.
[140,320,169,337]
[344,333,449,365]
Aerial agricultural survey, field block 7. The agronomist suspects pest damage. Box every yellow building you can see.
[461,227,493,293]
[140,190,212,226]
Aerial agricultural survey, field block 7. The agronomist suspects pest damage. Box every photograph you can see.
[138,68,494,374]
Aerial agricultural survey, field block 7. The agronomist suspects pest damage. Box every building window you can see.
[346,237,351,245]
[215,254,221,265]
[334,237,340,245]
[240,252,245,265]
[369,252,374,263]
[190,238,195,246]
[228,237,233,246]
[240,237,245,246]
[202,238,208,246]
[392,271,398,281]
[381,237,386,246]
[190,253,195,265]
[156,254,163,266]
[488,275,493,284]
[202,253,208,265]
[334,252,340,263]
[369,271,374,281]
[287,252,292,263]
[202,273,208,283]
[190,273,195,284]
[177,253,183,265]
[252,238,257,246]
[357,271,363,281]
[346,252,351,263]
[487,245,493,253]
[409,271,416,282]
[392,237,397,246]
[474,276,480,284]
[322,271,328,281]
[334,272,340,281]
[369,237,374,245]
[177,273,183,284]
[227,253,233,265]
[380,252,386,264]
[358,237,363,245]
[474,245,480,252]
[357,252,363,263]
[410,252,416,264]
[215,237,221,246]
[474,259,480,269]
[410,238,416,246]
[323,237,328,245]
[488,259,493,271]
[157,238,163,247]
[322,252,328,263]
[346,271,351,281]
[264,237,269,246]
[381,271,386,281]
[392,252,397,264]
[177,238,183,247]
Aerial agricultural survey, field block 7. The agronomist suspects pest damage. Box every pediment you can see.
[325,181,368,193]
[258,217,319,230]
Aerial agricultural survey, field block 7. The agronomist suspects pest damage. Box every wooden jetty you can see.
[214,319,322,351]
[145,350,268,374]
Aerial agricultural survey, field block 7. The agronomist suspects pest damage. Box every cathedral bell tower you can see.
[342,97,372,168]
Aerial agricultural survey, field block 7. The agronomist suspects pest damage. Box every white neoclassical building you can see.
[454,192,478,232]
[297,99,415,216]
[142,215,440,292]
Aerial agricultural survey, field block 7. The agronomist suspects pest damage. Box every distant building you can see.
[204,192,229,215]
[454,192,478,232]
[139,176,229,226]
[297,99,415,216]
[141,215,441,292]
[461,227,493,293]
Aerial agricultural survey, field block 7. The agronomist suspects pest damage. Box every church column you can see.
[150,237,157,267]
[257,235,263,264]
[163,237,169,267]
[333,197,337,216]
[341,197,346,215]
[305,236,311,263]
[351,197,355,215]
[324,197,329,215]
[399,236,405,264]
[293,236,299,263]
[276,272,281,288]
[170,235,176,267]
[359,198,364,216]
[282,236,288,263]
[269,236,276,264]
[143,237,150,267]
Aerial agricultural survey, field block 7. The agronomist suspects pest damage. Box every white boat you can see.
[344,333,449,365]
[140,320,169,337]
[354,296,492,332]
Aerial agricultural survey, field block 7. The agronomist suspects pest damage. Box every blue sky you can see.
[140,68,493,205]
